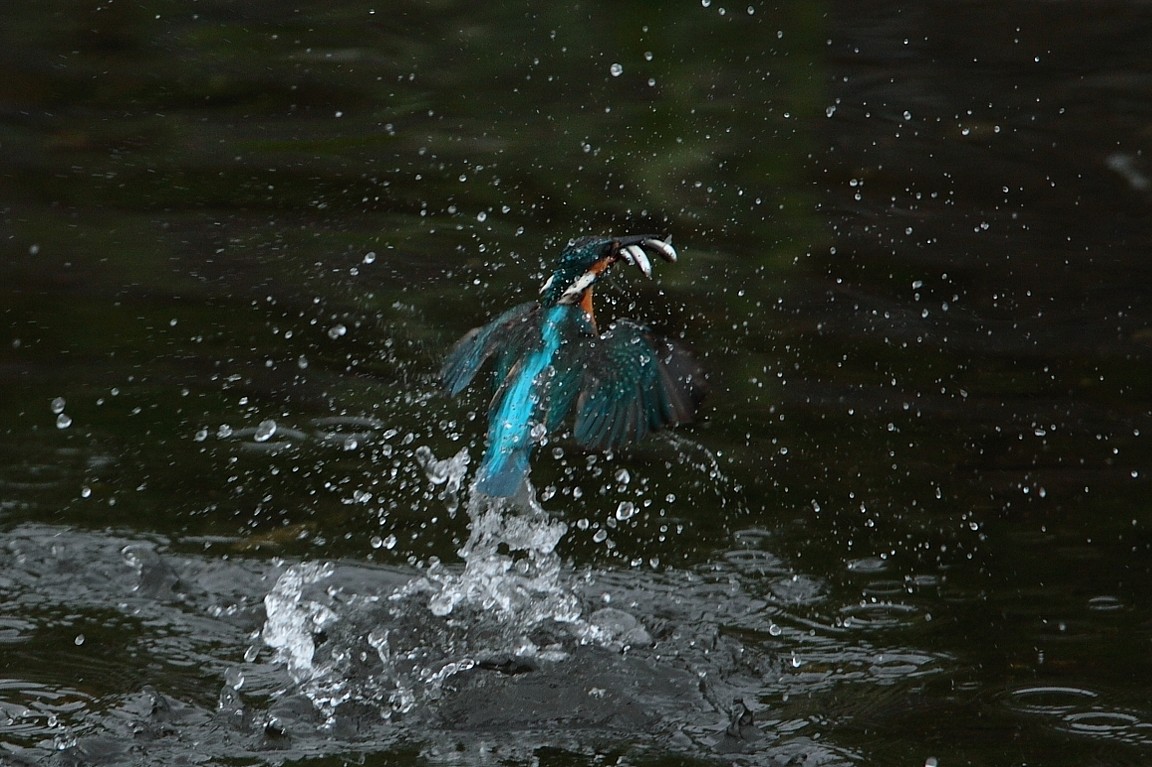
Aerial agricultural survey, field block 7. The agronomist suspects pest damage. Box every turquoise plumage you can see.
[442,235,705,498]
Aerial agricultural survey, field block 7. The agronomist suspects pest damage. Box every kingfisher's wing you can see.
[565,320,706,451]
[441,302,539,396]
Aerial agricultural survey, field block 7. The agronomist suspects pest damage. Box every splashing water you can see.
[414,444,470,515]
[413,491,580,624]
[260,562,353,721]
[257,454,628,724]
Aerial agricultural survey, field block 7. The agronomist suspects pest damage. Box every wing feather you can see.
[571,320,705,451]
[440,302,539,396]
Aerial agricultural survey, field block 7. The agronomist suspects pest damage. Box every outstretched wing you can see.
[567,320,706,451]
[440,302,539,396]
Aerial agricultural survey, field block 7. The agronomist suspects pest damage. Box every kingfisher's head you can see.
[538,235,677,318]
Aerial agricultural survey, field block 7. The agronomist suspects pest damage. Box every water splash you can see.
[259,473,613,723]
[260,562,344,714]
[414,445,470,515]
[414,491,580,625]
[256,438,670,725]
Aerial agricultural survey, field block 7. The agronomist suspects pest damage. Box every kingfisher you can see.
[441,234,705,498]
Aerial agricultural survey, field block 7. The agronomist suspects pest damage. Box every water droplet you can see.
[74,633,85,646]
[254,419,277,442]
[476,211,487,222]
[370,535,384,549]
[51,397,66,414]
[80,486,91,499]
[217,424,233,439]
[614,468,630,485]
[382,534,397,550]
[56,413,72,429]
[327,324,347,340]
[193,427,208,442]
[615,501,637,521]
[593,529,609,543]
[224,667,245,690]
[609,62,623,77]
[363,251,377,264]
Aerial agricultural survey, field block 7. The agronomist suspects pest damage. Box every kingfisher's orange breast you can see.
[578,256,613,332]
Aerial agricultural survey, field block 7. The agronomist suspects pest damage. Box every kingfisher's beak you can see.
[554,235,678,306]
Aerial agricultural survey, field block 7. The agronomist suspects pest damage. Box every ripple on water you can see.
[1004,686,1152,746]
[730,527,776,547]
[225,424,307,454]
[0,446,94,495]
[1086,595,1125,612]
[839,600,921,631]
[0,678,93,746]
[216,415,393,455]
[845,556,889,574]
[859,578,909,598]
[868,650,941,681]
[311,415,387,449]
[1006,685,1098,714]
[0,617,37,644]
[722,548,790,575]
[1064,709,1143,734]
[768,573,826,605]
[1063,708,1152,747]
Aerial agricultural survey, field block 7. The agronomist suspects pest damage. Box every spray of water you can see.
[258,444,622,723]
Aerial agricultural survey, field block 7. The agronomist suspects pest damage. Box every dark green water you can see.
[3,1,1152,765]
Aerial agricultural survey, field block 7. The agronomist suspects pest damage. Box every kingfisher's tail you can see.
[474,447,530,498]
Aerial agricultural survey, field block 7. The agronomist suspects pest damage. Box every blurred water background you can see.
[2,1,1152,765]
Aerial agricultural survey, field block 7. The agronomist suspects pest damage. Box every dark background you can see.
[2,2,1151,765]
